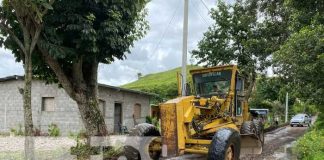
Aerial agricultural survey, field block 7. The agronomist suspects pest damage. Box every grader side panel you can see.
[160,103,178,158]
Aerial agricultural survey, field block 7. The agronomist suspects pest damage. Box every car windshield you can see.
[293,114,304,119]
[193,70,232,97]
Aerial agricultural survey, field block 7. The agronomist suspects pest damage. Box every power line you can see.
[142,1,182,72]
[191,0,212,26]
[152,1,181,55]
[199,0,211,13]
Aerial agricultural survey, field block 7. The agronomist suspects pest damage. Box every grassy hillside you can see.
[121,65,200,100]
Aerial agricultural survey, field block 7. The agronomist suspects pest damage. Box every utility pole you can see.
[181,0,189,96]
[285,92,288,123]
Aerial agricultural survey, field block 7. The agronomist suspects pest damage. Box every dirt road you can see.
[169,125,309,160]
[240,125,308,160]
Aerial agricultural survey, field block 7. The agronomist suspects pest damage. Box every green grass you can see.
[121,65,200,101]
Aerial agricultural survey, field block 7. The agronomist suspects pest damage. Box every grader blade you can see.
[240,134,263,155]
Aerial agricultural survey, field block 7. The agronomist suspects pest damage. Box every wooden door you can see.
[114,103,122,134]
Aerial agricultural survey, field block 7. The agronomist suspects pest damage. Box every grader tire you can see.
[240,121,256,135]
[207,128,241,160]
[125,123,161,160]
[253,120,264,146]
[129,123,161,136]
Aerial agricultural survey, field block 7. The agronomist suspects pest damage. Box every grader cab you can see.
[129,65,263,160]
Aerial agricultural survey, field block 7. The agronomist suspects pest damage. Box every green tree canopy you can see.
[274,25,324,106]
[191,0,289,100]
[1,0,149,136]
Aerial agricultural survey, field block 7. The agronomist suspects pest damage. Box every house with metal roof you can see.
[0,75,153,135]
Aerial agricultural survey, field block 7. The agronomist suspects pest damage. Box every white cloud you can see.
[0,0,223,86]
[0,48,24,77]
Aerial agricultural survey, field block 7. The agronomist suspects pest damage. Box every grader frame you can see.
[159,65,262,158]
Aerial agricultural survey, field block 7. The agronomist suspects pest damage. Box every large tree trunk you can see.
[77,61,108,136]
[38,47,108,136]
[23,52,35,160]
[77,95,107,136]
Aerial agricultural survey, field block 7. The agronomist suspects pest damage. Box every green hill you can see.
[121,65,200,100]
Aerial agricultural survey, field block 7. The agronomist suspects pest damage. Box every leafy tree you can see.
[191,0,289,101]
[0,0,54,159]
[272,1,324,122]
[2,0,149,136]
[274,25,324,106]
[251,76,297,105]
[286,0,324,32]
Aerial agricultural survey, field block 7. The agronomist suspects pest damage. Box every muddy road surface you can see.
[240,125,308,160]
[168,125,309,160]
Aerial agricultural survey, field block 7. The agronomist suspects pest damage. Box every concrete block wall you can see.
[99,86,150,133]
[0,80,151,135]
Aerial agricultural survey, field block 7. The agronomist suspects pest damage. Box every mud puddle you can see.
[264,141,298,160]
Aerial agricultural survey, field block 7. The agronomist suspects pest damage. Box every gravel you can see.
[0,136,76,152]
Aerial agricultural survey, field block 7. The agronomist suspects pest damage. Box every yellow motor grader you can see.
[129,65,263,160]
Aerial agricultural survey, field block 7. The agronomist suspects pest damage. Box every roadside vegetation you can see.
[250,76,319,127]
[293,112,324,160]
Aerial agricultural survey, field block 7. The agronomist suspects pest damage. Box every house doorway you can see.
[114,103,122,134]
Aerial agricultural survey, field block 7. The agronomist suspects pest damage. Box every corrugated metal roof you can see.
[0,75,156,97]
[0,75,24,82]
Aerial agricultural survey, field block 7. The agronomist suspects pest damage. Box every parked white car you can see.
[290,114,311,127]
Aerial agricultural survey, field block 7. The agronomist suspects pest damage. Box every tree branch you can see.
[41,0,56,17]
[29,26,42,54]
[88,58,99,98]
[0,22,26,54]
[72,56,86,91]
[37,41,81,102]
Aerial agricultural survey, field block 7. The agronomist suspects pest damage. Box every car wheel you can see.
[290,124,293,127]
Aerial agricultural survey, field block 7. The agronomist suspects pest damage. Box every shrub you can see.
[294,129,324,159]
[103,144,125,159]
[294,113,324,160]
[70,130,100,159]
[10,124,24,136]
[10,128,16,134]
[48,123,60,137]
[145,116,160,129]
[70,143,97,159]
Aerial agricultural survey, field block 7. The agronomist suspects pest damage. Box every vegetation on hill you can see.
[122,65,200,101]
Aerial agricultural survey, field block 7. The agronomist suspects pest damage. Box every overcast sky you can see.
[0,0,225,86]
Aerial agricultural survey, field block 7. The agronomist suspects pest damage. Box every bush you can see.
[70,143,98,159]
[48,123,60,137]
[294,129,324,159]
[10,124,24,136]
[145,116,160,129]
[103,144,125,159]
[70,130,101,159]
[294,113,324,160]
